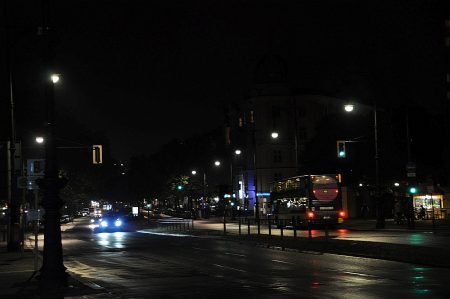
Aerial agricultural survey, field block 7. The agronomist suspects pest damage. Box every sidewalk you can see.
[0,234,105,298]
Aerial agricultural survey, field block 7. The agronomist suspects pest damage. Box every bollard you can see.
[325,221,329,241]
[223,215,227,235]
[268,218,272,237]
[280,224,283,238]
[247,218,250,235]
[257,218,260,235]
[238,218,241,235]
[308,220,312,239]
[191,219,194,231]
[293,220,297,238]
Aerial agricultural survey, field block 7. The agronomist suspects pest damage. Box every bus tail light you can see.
[307,212,315,219]
[339,211,345,218]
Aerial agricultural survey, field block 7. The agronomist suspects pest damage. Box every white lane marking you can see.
[342,271,380,278]
[224,252,246,257]
[271,259,293,265]
[212,263,247,273]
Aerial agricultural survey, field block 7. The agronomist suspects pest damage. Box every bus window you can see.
[312,175,339,201]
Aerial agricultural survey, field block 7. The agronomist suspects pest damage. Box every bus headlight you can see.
[114,220,122,227]
[100,220,108,227]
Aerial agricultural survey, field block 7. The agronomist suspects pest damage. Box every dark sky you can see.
[3,0,447,161]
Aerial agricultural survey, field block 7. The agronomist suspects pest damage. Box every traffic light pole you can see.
[374,104,385,229]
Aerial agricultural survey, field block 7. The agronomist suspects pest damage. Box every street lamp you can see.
[271,132,279,139]
[50,74,60,84]
[214,160,221,167]
[191,170,197,175]
[344,104,354,112]
[35,136,44,144]
[234,149,242,155]
[344,102,382,228]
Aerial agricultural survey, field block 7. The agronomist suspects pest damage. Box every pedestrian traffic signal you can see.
[92,145,103,164]
[336,140,346,158]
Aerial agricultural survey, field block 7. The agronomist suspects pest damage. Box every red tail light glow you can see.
[307,212,315,219]
[339,211,345,218]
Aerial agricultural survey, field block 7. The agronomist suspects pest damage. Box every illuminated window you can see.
[238,117,243,127]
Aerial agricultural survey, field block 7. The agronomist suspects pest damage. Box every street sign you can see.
[17,176,40,190]
[27,159,45,177]
[27,209,43,221]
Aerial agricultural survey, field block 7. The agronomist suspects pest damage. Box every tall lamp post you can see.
[37,0,69,292]
[344,103,384,228]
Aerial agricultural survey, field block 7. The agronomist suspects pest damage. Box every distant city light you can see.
[394,182,400,187]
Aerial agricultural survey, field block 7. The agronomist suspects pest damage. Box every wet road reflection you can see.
[95,232,127,249]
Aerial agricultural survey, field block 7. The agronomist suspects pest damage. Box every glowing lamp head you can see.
[51,74,60,83]
[271,132,279,139]
[214,161,221,166]
[234,149,242,155]
[191,170,197,175]
[344,104,354,112]
[35,136,44,144]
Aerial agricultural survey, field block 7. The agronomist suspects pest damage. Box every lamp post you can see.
[36,0,69,292]
[344,103,383,228]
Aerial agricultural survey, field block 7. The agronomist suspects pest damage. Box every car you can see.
[60,214,71,223]
[93,213,126,232]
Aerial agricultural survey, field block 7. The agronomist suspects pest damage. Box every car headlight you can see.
[114,219,122,227]
[90,219,95,223]
[101,220,108,227]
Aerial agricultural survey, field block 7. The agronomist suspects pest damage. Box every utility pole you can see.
[4,0,21,252]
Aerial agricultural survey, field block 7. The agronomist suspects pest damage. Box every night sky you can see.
[2,0,447,161]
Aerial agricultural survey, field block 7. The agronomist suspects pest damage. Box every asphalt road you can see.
[53,217,450,298]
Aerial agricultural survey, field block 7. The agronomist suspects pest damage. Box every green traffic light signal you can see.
[177,185,183,191]
[409,186,417,194]
[337,140,346,158]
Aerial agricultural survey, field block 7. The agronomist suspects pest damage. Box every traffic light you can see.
[92,145,103,164]
[408,186,418,194]
[177,185,184,191]
[336,140,346,158]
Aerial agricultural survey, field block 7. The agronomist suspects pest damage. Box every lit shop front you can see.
[413,194,447,219]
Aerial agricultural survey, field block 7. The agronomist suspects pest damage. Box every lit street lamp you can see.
[271,132,279,139]
[345,102,383,228]
[35,136,44,144]
[214,160,221,167]
[36,2,69,292]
